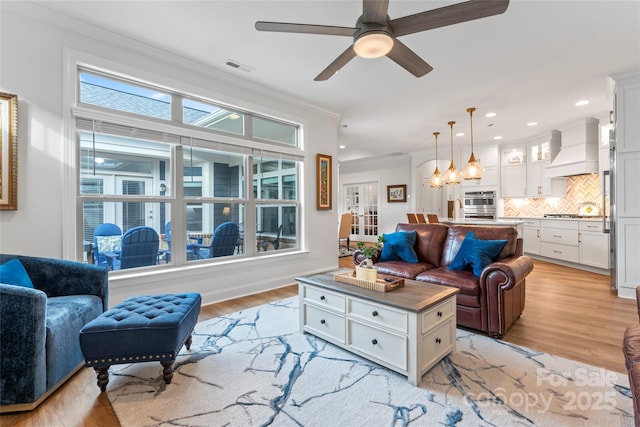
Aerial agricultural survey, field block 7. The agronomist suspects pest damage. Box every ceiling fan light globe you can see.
[354,32,394,58]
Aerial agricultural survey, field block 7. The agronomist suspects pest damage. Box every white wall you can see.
[0,5,340,306]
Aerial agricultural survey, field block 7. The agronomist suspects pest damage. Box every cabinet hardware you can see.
[437,311,443,317]
[435,337,442,344]
[372,310,378,317]
[553,234,562,238]
[553,250,562,254]
[371,339,378,345]
[320,319,326,325]
[320,295,325,301]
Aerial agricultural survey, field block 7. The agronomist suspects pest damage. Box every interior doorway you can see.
[343,182,379,242]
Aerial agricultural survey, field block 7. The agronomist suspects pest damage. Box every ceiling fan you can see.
[255,0,509,81]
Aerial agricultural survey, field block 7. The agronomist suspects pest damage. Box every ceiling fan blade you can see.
[386,39,433,77]
[314,46,357,81]
[362,0,389,24]
[255,21,355,37]
[389,0,509,37]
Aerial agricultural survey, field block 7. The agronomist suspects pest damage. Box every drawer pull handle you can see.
[372,310,379,317]
[553,235,562,238]
[435,337,442,344]
[437,311,443,317]
[371,339,378,345]
[553,250,563,254]
[320,319,326,325]
[320,296,326,301]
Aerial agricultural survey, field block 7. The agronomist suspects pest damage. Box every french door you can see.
[343,182,379,242]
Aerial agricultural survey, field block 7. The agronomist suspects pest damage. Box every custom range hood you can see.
[546,117,599,177]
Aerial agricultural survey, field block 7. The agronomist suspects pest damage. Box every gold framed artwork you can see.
[316,153,332,210]
[387,184,407,203]
[0,92,18,211]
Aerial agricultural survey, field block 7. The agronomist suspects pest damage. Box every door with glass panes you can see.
[343,182,379,242]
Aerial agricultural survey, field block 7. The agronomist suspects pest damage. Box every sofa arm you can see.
[0,284,48,404]
[2,255,109,311]
[352,249,381,266]
[480,255,534,338]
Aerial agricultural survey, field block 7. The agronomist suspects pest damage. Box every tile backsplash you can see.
[503,174,606,217]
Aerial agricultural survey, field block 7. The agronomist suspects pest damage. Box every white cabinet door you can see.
[523,226,540,255]
[527,160,565,197]
[579,232,609,269]
[501,165,526,198]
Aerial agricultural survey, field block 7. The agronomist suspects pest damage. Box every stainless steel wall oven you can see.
[463,191,496,220]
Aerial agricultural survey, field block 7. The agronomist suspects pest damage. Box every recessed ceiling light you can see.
[485,112,497,118]
[341,124,348,128]
[339,145,346,149]
[456,132,464,137]
[527,122,538,126]
[493,136,503,140]
[575,100,590,107]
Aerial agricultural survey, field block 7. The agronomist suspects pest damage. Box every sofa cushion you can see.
[0,258,34,288]
[415,267,481,307]
[380,231,418,263]
[441,225,517,267]
[375,260,433,279]
[449,231,508,277]
[395,223,449,267]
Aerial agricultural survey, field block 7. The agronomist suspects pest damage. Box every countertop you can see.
[442,218,525,226]
[500,216,605,222]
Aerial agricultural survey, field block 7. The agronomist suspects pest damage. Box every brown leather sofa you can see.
[354,223,534,338]
[623,286,640,426]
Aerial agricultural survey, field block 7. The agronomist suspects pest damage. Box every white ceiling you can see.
[28,0,640,161]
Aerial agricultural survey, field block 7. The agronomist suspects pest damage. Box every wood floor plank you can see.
[1,258,635,426]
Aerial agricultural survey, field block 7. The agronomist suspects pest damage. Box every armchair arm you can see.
[0,284,48,403]
[3,255,109,311]
[480,255,534,338]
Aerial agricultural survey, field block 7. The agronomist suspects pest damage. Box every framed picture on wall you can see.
[387,184,407,203]
[0,92,18,211]
[316,153,332,210]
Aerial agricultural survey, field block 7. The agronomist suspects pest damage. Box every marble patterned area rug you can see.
[108,297,633,426]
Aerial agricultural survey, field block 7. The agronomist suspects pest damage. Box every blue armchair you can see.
[191,222,239,259]
[0,254,108,412]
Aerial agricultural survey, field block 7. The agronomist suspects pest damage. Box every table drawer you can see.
[303,285,345,312]
[421,297,455,334]
[348,298,408,334]
[303,304,345,344]
[347,319,407,371]
[421,318,455,372]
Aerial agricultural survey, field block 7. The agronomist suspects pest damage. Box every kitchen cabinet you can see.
[540,219,579,263]
[578,220,609,269]
[522,219,541,255]
[461,146,498,188]
[527,160,565,197]
[526,131,565,198]
[500,146,526,198]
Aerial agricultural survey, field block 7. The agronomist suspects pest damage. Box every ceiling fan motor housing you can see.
[353,17,394,59]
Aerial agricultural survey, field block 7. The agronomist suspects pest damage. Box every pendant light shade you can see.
[428,131,443,188]
[444,121,461,185]
[462,107,484,180]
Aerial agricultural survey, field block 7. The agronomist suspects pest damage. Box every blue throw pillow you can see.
[0,258,34,288]
[380,231,419,263]
[449,231,508,277]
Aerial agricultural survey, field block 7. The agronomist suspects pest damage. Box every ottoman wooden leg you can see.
[161,360,174,384]
[185,334,193,350]
[94,366,110,392]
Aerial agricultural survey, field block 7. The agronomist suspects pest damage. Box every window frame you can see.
[71,63,304,271]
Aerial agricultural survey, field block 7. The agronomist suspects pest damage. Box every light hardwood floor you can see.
[1,258,635,427]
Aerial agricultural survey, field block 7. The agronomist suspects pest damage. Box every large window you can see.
[76,68,302,271]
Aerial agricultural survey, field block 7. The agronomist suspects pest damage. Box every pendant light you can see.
[444,121,461,185]
[428,131,443,188]
[462,107,484,180]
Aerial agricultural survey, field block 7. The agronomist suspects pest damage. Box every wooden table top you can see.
[296,269,458,313]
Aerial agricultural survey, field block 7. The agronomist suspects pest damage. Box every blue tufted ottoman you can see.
[79,293,201,392]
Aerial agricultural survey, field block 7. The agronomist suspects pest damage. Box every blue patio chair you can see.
[114,226,160,270]
[191,222,239,259]
[92,223,122,268]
